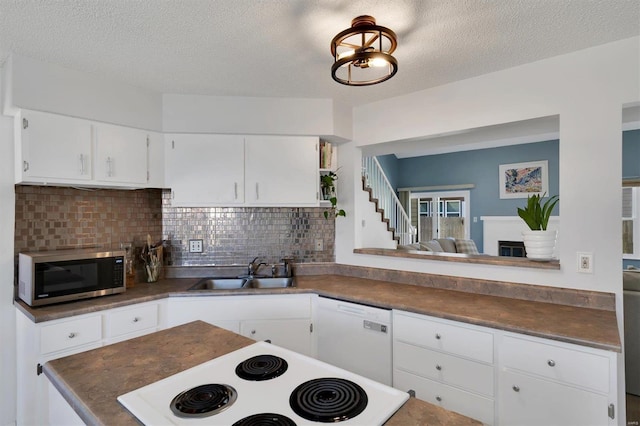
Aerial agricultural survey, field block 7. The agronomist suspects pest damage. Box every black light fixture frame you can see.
[330,16,398,86]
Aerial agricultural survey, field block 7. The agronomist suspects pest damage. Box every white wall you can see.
[340,37,639,293]
[0,84,16,423]
[162,93,352,141]
[4,54,163,130]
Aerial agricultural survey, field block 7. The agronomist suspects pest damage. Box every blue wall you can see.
[379,140,560,251]
[622,129,640,269]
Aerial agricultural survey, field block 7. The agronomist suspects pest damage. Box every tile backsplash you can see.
[13,186,335,266]
[162,190,335,266]
[14,186,163,254]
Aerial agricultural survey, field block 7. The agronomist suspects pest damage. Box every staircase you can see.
[362,156,415,245]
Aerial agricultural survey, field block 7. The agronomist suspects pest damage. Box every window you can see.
[623,186,637,258]
[411,191,470,242]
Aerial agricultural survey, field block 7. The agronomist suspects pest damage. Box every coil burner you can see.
[289,377,368,423]
[169,383,237,418]
[235,354,289,381]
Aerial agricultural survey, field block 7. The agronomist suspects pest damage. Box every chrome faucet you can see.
[248,257,267,277]
[281,257,294,278]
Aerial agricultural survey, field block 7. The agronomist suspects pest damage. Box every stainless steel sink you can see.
[189,278,247,290]
[249,277,294,288]
[188,277,294,290]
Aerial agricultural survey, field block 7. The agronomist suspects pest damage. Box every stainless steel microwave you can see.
[18,249,126,307]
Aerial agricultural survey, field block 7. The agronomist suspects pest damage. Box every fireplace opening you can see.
[499,240,526,257]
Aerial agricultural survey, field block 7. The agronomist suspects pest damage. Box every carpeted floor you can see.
[628,393,640,425]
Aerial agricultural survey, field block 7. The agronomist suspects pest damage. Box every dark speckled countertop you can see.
[44,321,481,426]
[16,274,621,352]
[33,271,621,426]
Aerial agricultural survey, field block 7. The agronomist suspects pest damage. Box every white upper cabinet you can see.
[15,109,163,188]
[245,135,319,206]
[16,110,93,184]
[165,134,245,206]
[165,135,319,207]
[93,123,148,185]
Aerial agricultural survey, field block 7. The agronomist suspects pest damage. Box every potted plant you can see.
[517,193,559,259]
[320,171,346,219]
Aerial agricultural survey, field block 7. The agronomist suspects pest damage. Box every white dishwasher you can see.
[316,296,392,385]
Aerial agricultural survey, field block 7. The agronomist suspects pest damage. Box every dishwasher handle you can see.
[337,304,367,316]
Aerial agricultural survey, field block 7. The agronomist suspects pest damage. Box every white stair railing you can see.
[362,156,415,245]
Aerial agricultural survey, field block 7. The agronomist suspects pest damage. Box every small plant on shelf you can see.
[517,193,559,230]
[320,170,346,219]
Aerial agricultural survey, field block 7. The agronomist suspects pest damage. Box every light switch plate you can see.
[189,239,203,253]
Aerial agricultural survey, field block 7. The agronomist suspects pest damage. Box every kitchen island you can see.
[43,320,481,425]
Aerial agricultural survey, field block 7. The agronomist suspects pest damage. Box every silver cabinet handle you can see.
[23,161,29,172]
[255,183,259,200]
[512,385,520,392]
[234,182,238,200]
[106,156,113,177]
[68,332,77,339]
[547,359,556,367]
[435,396,442,402]
[79,154,85,175]
[133,317,141,323]
[435,333,441,340]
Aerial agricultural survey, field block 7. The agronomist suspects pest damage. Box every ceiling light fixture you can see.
[330,15,398,86]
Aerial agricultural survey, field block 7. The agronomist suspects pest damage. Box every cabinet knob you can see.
[68,332,76,339]
[251,330,256,335]
[547,359,556,367]
[435,396,442,402]
[435,333,441,340]
[512,385,520,392]
[435,364,442,371]
[133,317,141,323]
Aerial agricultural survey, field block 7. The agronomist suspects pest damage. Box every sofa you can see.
[398,238,480,255]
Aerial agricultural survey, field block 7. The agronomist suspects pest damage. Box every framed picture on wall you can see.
[499,160,548,199]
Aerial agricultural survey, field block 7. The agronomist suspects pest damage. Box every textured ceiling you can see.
[0,0,638,107]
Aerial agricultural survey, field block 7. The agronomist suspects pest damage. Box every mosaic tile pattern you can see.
[161,190,335,266]
[13,186,336,266]
[14,186,163,254]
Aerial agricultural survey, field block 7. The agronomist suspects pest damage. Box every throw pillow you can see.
[455,239,480,254]
[436,238,457,253]
[419,240,444,252]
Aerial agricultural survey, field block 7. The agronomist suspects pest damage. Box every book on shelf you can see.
[320,140,332,169]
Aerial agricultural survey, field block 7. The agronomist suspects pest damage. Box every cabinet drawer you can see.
[105,304,159,339]
[393,311,493,363]
[40,315,102,355]
[394,369,494,425]
[499,368,610,426]
[500,335,610,393]
[394,341,494,396]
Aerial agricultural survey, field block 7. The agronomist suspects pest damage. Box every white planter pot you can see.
[522,229,557,260]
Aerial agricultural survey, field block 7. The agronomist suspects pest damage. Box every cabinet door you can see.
[245,136,318,206]
[166,134,245,206]
[146,131,165,188]
[94,123,148,184]
[499,369,611,426]
[240,319,313,357]
[18,110,93,182]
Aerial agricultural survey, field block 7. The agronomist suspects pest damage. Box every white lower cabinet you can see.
[392,310,495,425]
[16,300,165,426]
[167,294,315,356]
[497,333,618,426]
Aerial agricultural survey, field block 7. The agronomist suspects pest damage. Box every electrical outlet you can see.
[189,239,203,253]
[315,239,324,251]
[577,252,593,273]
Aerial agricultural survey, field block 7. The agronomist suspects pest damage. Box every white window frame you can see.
[623,186,640,259]
[411,190,471,240]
